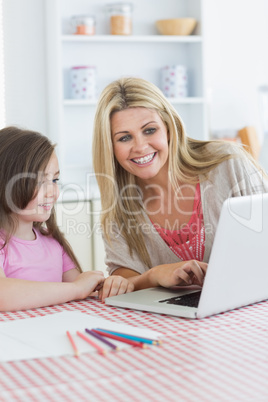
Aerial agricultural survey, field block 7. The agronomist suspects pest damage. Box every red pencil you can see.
[66,331,80,358]
[76,331,106,355]
[92,329,147,348]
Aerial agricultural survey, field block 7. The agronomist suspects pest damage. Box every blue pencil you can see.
[85,328,119,351]
[94,328,161,345]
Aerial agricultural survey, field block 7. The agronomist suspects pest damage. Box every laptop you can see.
[105,193,268,319]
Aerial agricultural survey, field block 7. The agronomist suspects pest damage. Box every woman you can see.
[93,77,268,296]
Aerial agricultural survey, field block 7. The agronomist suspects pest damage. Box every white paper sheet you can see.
[0,311,162,362]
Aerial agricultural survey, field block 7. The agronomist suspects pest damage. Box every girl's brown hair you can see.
[0,126,82,272]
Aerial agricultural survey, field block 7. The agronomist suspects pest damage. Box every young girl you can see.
[0,127,132,311]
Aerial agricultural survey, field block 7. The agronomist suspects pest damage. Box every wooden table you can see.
[0,297,268,401]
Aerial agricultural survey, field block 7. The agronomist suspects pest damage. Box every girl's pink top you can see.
[0,229,75,281]
[153,183,205,262]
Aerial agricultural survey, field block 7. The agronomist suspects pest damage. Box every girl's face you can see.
[111,107,169,182]
[17,151,60,224]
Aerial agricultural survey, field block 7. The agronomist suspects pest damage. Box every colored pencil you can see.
[76,331,106,355]
[94,328,161,345]
[66,331,80,358]
[85,328,119,351]
[92,329,147,348]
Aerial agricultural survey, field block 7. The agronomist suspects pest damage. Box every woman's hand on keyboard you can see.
[150,260,208,288]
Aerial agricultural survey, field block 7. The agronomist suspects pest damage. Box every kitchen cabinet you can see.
[91,199,106,272]
[55,200,93,272]
[56,199,107,274]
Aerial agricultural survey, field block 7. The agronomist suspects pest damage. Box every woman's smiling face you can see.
[111,107,169,181]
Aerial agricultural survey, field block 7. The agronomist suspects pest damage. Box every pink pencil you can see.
[66,331,80,358]
[76,331,106,355]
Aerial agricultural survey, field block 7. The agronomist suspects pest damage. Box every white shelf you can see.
[61,34,202,43]
[63,97,205,106]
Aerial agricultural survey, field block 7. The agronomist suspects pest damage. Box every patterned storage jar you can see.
[161,65,188,98]
[70,66,97,100]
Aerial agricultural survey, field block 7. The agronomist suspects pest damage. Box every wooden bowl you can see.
[155,18,197,36]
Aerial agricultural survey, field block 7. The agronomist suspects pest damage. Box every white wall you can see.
[3,0,47,133]
[203,0,268,142]
[2,0,268,143]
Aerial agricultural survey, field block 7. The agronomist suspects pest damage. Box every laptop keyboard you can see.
[159,291,201,308]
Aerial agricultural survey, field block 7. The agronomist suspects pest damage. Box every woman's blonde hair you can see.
[92,77,252,268]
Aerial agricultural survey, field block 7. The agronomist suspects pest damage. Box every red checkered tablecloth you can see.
[0,298,268,402]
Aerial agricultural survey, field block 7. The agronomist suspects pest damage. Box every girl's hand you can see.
[98,276,134,302]
[151,260,208,288]
[73,271,105,300]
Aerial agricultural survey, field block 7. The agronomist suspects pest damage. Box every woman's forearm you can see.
[113,261,205,290]
[112,267,159,290]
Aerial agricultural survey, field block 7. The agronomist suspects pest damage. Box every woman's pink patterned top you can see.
[153,183,205,262]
